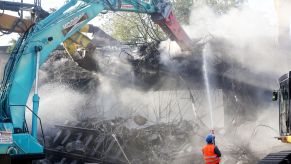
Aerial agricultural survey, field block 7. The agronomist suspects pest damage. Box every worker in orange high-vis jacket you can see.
[202,134,221,164]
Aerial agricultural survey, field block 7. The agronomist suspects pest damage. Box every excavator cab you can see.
[259,72,291,163]
[274,72,291,143]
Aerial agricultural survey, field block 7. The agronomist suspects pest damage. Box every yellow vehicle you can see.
[0,5,120,72]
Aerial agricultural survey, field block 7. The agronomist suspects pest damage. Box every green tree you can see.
[195,0,245,13]
[103,0,245,44]
[172,0,194,24]
[172,0,245,24]
[6,39,17,54]
[103,13,166,45]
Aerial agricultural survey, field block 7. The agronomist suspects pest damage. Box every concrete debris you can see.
[38,118,196,164]
[32,39,274,164]
[133,115,147,126]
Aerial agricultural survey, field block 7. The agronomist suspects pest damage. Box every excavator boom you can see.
[0,13,120,71]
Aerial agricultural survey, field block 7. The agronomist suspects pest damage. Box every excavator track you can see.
[259,150,291,164]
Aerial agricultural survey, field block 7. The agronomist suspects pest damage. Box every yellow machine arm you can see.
[0,13,32,33]
[0,14,109,71]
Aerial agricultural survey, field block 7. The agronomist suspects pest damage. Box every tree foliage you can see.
[103,13,166,45]
[103,0,245,44]
[195,0,245,13]
[6,39,17,54]
[172,0,194,24]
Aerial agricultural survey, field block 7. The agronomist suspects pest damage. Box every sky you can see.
[0,0,281,46]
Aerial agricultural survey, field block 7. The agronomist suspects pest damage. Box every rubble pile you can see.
[218,139,260,163]
[41,50,99,92]
[34,40,274,163]
[228,144,259,163]
[39,117,197,164]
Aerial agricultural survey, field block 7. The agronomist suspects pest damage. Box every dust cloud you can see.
[157,2,291,163]
[0,1,290,163]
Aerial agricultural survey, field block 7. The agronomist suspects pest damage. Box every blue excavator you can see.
[0,0,193,163]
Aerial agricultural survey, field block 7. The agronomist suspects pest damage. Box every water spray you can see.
[203,48,216,146]
[202,44,215,136]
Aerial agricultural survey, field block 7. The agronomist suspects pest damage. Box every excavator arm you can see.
[151,5,193,51]
[0,0,192,73]
[0,12,110,71]
[0,0,192,161]
[0,13,121,71]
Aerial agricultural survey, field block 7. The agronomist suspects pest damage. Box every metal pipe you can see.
[21,0,23,19]
[32,47,41,138]
[34,49,40,94]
